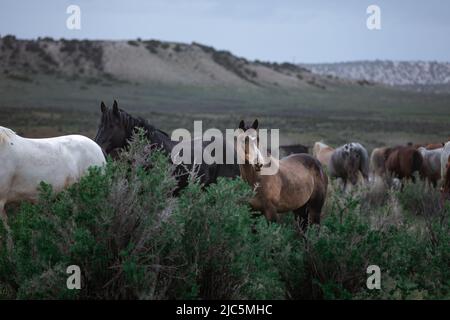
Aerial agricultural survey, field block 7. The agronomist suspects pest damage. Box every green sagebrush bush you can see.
[0,131,292,299]
[306,180,450,300]
[0,132,448,300]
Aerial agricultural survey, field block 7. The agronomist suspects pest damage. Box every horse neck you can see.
[127,116,174,151]
[239,164,259,185]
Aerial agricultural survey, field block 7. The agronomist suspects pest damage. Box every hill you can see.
[303,60,450,93]
[0,35,356,90]
[1,35,449,150]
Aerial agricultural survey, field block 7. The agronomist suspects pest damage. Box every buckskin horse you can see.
[370,147,389,180]
[94,100,240,193]
[236,120,328,229]
[312,141,334,168]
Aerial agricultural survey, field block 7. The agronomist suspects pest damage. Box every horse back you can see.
[280,153,327,187]
[313,143,334,167]
[386,146,422,178]
[0,134,105,204]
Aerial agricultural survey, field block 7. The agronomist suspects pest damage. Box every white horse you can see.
[0,126,106,228]
[418,146,442,186]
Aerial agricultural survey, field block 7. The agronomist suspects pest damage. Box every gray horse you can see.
[329,142,369,187]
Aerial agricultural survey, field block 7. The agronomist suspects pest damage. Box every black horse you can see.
[94,100,240,192]
[280,144,309,156]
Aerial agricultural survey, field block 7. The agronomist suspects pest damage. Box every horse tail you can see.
[357,145,370,179]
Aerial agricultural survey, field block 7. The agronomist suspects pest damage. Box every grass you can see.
[0,73,449,150]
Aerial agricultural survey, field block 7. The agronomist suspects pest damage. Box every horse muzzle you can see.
[254,163,263,172]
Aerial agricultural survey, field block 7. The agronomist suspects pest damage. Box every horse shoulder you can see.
[258,174,282,200]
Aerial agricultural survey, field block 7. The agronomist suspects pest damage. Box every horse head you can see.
[237,119,268,172]
[94,100,132,156]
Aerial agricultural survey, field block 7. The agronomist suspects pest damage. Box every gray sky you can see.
[1,0,449,63]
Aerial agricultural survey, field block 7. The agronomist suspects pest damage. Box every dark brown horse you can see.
[237,120,328,229]
[385,146,423,182]
[411,142,444,150]
[426,143,445,150]
[280,144,309,156]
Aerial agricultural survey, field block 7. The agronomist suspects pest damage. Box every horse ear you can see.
[112,100,119,117]
[238,120,245,130]
[100,101,106,113]
[251,119,258,130]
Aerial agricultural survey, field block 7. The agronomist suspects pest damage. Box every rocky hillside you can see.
[303,60,450,92]
[0,35,359,90]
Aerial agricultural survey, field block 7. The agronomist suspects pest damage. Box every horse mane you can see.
[109,109,176,154]
[111,109,166,138]
[156,128,169,137]
[0,126,16,144]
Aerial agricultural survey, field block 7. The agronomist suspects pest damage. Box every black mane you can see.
[115,109,170,142]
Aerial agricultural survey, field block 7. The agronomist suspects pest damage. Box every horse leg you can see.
[307,182,327,227]
[0,200,13,250]
[432,177,438,188]
[263,203,279,223]
[308,205,322,226]
[0,201,8,231]
[294,206,308,231]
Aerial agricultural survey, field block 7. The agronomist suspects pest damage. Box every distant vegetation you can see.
[304,61,450,93]
[0,134,448,299]
[193,42,259,84]
[127,40,139,47]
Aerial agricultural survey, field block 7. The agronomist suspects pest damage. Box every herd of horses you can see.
[1,100,450,235]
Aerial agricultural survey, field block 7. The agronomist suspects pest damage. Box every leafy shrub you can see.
[127,40,139,47]
[144,40,161,54]
[1,34,16,50]
[0,133,448,300]
[173,44,182,53]
[299,179,449,299]
[0,132,284,299]
[397,177,444,217]
[170,179,285,299]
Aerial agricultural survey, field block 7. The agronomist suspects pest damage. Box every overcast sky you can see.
[1,0,449,63]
